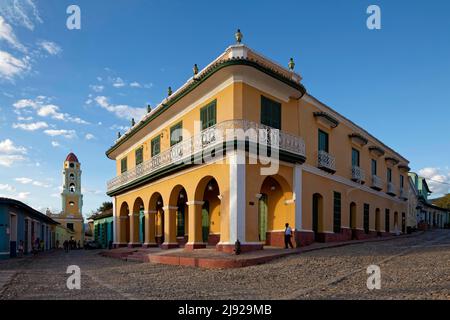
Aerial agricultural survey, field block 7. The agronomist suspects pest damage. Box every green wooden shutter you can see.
[261,96,281,129]
[333,192,341,233]
[202,201,210,242]
[170,122,183,146]
[200,100,217,130]
[318,130,329,152]
[135,147,143,166]
[121,157,127,173]
[151,136,160,156]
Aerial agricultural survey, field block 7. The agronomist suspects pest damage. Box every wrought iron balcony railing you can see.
[387,182,396,196]
[351,165,365,183]
[317,150,336,173]
[371,175,383,191]
[107,119,306,193]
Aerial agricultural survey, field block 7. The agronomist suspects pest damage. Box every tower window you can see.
[69,183,76,193]
[69,201,75,206]
[69,173,75,180]
[69,163,74,168]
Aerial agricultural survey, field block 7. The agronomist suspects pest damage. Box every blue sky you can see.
[0,0,449,216]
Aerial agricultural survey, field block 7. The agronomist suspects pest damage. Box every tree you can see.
[97,201,113,212]
[431,194,450,210]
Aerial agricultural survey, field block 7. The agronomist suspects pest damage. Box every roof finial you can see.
[117,132,121,139]
[131,118,135,126]
[147,104,151,113]
[235,29,243,44]
[288,57,295,71]
[193,64,199,76]
[168,86,173,96]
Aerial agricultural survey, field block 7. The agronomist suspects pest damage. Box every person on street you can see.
[284,223,294,249]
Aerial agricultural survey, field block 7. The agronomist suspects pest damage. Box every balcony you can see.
[387,182,396,196]
[399,188,408,200]
[107,119,306,194]
[351,166,365,183]
[371,175,383,191]
[317,150,336,173]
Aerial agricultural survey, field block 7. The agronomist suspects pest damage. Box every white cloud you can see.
[0,50,30,80]
[13,97,89,124]
[12,121,48,131]
[0,184,15,192]
[44,129,76,139]
[130,81,141,88]
[90,84,104,92]
[17,116,33,121]
[0,139,27,154]
[51,141,59,147]
[15,177,32,184]
[0,16,27,52]
[94,96,146,121]
[0,0,42,30]
[110,124,129,131]
[37,40,61,55]
[85,133,95,140]
[418,167,450,196]
[17,192,30,199]
[112,77,126,88]
[0,154,26,167]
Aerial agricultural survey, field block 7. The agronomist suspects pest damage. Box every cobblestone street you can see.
[0,229,449,300]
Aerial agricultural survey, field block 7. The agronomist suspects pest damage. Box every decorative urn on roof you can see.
[288,58,295,71]
[235,29,243,44]
[168,86,173,96]
[193,64,199,75]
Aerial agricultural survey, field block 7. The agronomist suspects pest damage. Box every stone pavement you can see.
[0,229,449,300]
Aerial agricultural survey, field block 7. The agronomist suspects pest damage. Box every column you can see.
[112,199,118,245]
[161,206,179,249]
[143,210,157,247]
[185,201,206,250]
[128,211,140,247]
[229,150,246,244]
[293,164,303,231]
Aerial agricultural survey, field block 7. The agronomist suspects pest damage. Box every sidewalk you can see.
[100,231,424,269]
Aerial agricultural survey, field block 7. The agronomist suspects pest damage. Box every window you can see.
[170,122,183,146]
[151,136,160,157]
[400,175,404,188]
[260,96,281,129]
[333,192,341,233]
[318,129,329,152]
[364,204,370,234]
[69,173,75,180]
[352,148,360,167]
[69,163,74,168]
[135,147,143,166]
[385,209,390,232]
[371,159,377,176]
[69,201,74,206]
[120,157,127,173]
[387,168,392,183]
[69,183,76,193]
[200,100,217,130]
[67,223,74,231]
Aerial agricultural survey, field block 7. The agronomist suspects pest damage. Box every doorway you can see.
[258,194,268,242]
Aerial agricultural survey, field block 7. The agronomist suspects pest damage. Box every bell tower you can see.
[61,152,83,217]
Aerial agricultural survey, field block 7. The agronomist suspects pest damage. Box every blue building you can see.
[89,209,114,248]
[0,197,59,259]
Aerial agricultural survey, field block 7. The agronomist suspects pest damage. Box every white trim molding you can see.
[186,200,205,206]
[294,164,303,230]
[229,150,246,243]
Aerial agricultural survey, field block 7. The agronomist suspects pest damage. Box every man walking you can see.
[284,223,294,249]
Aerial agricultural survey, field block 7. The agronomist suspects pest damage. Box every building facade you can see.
[106,36,410,252]
[0,197,58,259]
[408,172,449,230]
[89,209,114,248]
[48,153,85,245]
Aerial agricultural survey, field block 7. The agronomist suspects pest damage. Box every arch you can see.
[147,192,164,245]
[375,208,381,234]
[259,176,291,243]
[69,183,76,193]
[119,202,130,244]
[312,193,324,241]
[132,197,144,244]
[169,185,188,244]
[200,178,221,244]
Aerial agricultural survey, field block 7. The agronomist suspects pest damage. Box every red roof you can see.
[65,152,79,162]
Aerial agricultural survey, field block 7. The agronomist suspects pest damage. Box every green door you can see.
[258,194,268,241]
[202,201,210,243]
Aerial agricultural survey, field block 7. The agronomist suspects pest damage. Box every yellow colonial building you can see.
[106,32,410,252]
[48,153,85,245]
